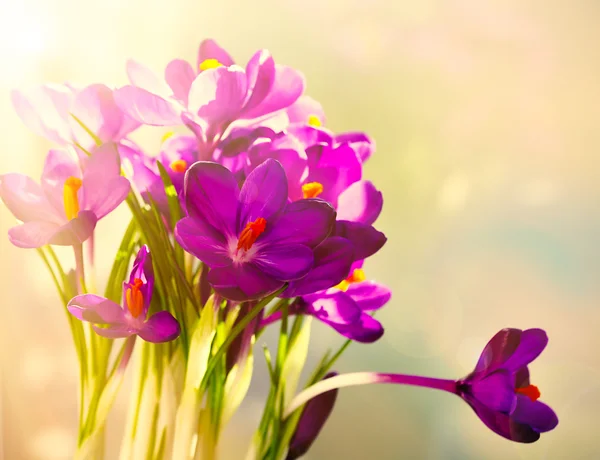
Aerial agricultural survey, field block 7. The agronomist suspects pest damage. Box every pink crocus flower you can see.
[11,83,140,152]
[0,145,130,248]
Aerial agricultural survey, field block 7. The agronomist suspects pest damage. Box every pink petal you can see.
[126,59,171,97]
[286,95,326,125]
[242,50,275,113]
[92,324,134,339]
[137,311,181,343]
[188,66,248,125]
[67,294,125,324]
[197,39,235,70]
[336,180,383,225]
[113,86,182,126]
[165,59,196,104]
[48,210,97,246]
[8,221,61,248]
[41,148,81,217]
[0,173,59,223]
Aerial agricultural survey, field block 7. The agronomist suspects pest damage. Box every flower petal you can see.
[184,161,239,236]
[8,221,61,248]
[92,324,133,339]
[125,245,154,316]
[511,395,559,433]
[165,59,196,104]
[208,263,284,301]
[283,236,355,297]
[67,294,125,324]
[188,66,248,125]
[126,59,172,97]
[473,328,523,376]
[305,291,361,325]
[331,311,384,343]
[286,95,326,125]
[197,39,235,69]
[41,148,81,217]
[114,86,182,126]
[334,220,387,260]
[336,180,383,225]
[346,281,391,311]
[503,329,549,372]
[137,311,181,343]
[335,131,374,162]
[471,371,516,412]
[254,243,314,281]
[242,50,275,114]
[0,173,59,223]
[238,158,288,229]
[47,210,97,246]
[263,199,335,248]
[175,217,230,267]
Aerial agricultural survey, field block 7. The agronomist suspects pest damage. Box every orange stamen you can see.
[335,268,366,292]
[126,278,145,318]
[302,182,324,199]
[63,176,83,220]
[237,217,267,251]
[170,159,188,173]
[516,384,541,402]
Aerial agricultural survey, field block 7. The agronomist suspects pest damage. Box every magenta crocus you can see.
[67,245,180,342]
[11,83,140,151]
[286,328,558,444]
[0,145,130,248]
[174,158,341,301]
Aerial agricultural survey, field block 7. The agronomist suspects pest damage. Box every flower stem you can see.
[285,372,458,417]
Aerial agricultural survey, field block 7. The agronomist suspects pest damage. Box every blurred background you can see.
[1,0,599,458]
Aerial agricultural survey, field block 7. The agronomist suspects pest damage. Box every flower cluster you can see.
[1,38,558,459]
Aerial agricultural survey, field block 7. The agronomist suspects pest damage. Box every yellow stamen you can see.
[335,268,366,292]
[199,58,224,71]
[63,176,83,220]
[126,278,145,318]
[307,114,322,127]
[170,159,188,173]
[302,182,324,199]
[161,131,174,143]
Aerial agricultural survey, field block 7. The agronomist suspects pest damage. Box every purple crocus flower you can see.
[285,95,326,128]
[67,246,180,342]
[11,83,140,152]
[286,328,559,444]
[0,145,130,248]
[174,158,339,301]
[286,372,339,460]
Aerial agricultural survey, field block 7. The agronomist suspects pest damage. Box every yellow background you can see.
[1,0,598,458]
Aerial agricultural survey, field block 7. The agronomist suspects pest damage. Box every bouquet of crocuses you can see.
[1,39,559,459]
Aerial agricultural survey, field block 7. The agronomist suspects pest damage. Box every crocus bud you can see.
[286,372,339,460]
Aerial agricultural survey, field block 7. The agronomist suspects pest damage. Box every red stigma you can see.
[237,217,267,251]
[516,384,541,402]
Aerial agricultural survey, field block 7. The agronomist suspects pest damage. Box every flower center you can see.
[161,131,174,143]
[126,278,145,318]
[170,159,188,173]
[516,384,541,402]
[63,176,83,220]
[199,58,224,71]
[307,114,322,127]
[302,182,324,199]
[335,268,366,292]
[237,217,267,251]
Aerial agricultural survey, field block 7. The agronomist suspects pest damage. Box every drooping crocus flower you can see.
[11,83,140,152]
[175,158,343,301]
[0,145,130,248]
[67,245,180,342]
[286,372,339,460]
[285,328,559,443]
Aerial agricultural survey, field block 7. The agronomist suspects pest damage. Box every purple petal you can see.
[254,243,314,281]
[238,158,288,229]
[217,126,277,158]
[0,173,59,223]
[287,372,338,460]
[47,210,97,246]
[165,59,196,104]
[242,50,275,114]
[346,281,391,311]
[284,237,355,297]
[119,141,159,194]
[286,95,326,125]
[8,221,61,248]
[470,372,517,412]
[335,131,374,162]
[331,311,384,343]
[197,39,235,69]
[126,59,172,96]
[241,65,305,120]
[184,161,239,236]
[511,395,559,433]
[137,311,181,343]
[473,328,523,376]
[288,125,333,151]
[305,291,361,325]
[207,263,284,301]
[514,367,530,388]
[503,329,549,372]
[188,66,248,125]
[41,148,81,217]
[336,180,383,225]
[92,324,133,339]
[263,199,335,248]
[334,220,387,260]
[114,86,181,126]
[67,294,125,324]
[175,216,230,267]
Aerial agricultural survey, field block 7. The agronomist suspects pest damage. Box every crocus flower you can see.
[285,328,559,444]
[286,372,339,460]
[0,145,130,248]
[67,245,180,342]
[11,83,140,152]
[175,158,339,301]
[285,95,326,128]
